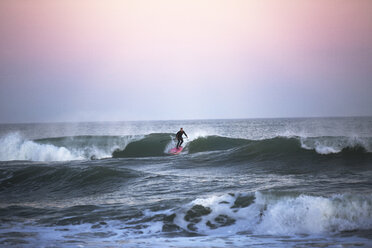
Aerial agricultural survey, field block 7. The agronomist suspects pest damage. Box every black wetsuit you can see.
[176,130,187,148]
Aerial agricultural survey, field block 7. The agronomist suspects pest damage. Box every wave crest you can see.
[0,133,138,162]
[0,133,80,161]
[0,132,371,162]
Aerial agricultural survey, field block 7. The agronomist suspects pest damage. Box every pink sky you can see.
[0,0,371,122]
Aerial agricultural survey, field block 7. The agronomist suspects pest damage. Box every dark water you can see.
[0,118,372,247]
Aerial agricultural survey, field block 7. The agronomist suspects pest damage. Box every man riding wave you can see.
[176,128,188,148]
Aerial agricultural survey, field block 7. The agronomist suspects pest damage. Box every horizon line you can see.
[1,115,371,125]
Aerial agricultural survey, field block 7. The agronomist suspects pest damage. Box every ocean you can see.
[0,117,371,247]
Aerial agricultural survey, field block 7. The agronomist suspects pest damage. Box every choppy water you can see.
[0,117,371,247]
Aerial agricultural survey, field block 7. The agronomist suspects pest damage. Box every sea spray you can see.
[0,133,140,161]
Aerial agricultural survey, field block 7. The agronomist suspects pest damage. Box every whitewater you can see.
[0,117,371,247]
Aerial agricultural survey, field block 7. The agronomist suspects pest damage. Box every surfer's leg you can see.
[179,138,183,147]
[176,139,180,148]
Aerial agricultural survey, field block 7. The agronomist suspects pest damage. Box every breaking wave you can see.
[0,132,371,162]
[148,192,372,236]
[0,133,139,161]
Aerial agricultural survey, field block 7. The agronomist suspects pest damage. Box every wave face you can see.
[113,134,371,159]
[112,133,173,158]
[0,132,371,162]
[0,164,142,198]
[188,136,249,153]
[188,135,371,155]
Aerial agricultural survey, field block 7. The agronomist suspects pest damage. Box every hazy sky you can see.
[0,0,372,123]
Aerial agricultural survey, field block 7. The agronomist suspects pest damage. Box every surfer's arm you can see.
[184,132,188,138]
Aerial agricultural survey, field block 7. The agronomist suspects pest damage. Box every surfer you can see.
[176,128,188,148]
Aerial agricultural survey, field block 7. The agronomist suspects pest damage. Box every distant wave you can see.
[0,132,371,162]
[0,164,142,196]
[299,135,372,154]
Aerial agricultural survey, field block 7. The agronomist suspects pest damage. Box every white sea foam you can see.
[255,192,372,235]
[164,135,178,154]
[300,136,371,154]
[0,133,80,161]
[1,217,371,248]
[187,130,210,141]
[173,192,372,236]
[0,133,138,162]
[1,193,371,247]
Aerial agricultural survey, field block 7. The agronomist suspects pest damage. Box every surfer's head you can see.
[180,128,183,131]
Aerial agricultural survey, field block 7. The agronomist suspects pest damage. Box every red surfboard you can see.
[169,146,183,155]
